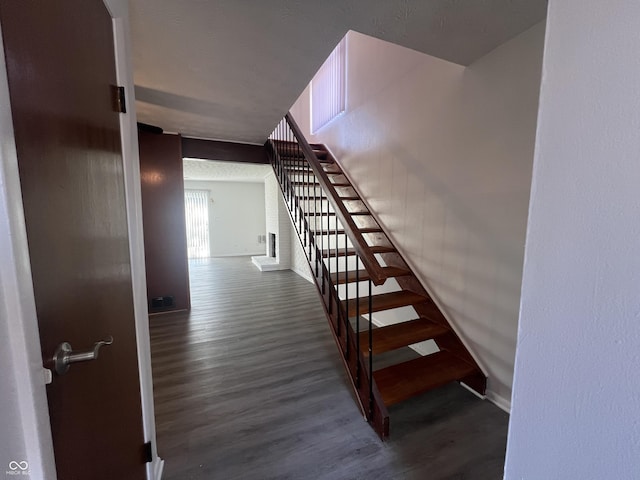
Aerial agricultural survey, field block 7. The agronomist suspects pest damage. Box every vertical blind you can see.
[311,37,346,133]
[184,189,210,259]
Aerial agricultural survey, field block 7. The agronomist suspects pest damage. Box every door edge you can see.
[104,1,163,478]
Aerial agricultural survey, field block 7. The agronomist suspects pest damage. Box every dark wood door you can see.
[0,1,146,479]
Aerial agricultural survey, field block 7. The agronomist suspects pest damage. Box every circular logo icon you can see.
[8,461,29,471]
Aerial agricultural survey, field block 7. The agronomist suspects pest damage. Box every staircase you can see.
[265,113,486,438]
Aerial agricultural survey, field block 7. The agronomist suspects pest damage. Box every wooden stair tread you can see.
[321,245,395,258]
[360,318,449,355]
[331,267,410,284]
[373,351,477,406]
[339,196,360,201]
[343,290,428,316]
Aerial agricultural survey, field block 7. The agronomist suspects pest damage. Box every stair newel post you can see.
[368,278,374,420]
[344,231,350,358]
[356,256,361,386]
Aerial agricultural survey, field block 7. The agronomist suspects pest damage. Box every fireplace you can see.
[269,233,276,258]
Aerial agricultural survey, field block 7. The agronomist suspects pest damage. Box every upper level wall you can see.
[290,24,545,409]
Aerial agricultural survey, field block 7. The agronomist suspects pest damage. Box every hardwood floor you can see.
[150,257,509,480]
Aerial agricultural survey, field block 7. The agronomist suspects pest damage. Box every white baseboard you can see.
[149,456,164,480]
[460,381,512,415]
[211,252,265,257]
[485,390,511,413]
[460,381,487,400]
[290,263,315,284]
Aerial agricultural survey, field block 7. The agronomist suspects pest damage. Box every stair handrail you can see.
[282,113,387,285]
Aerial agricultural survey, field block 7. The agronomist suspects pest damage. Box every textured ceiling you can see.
[183,159,271,183]
[130,0,547,144]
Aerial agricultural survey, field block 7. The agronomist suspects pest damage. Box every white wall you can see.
[505,2,640,478]
[184,180,265,257]
[290,25,545,409]
[289,219,314,282]
[263,172,295,268]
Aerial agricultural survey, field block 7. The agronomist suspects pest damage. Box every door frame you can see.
[0,1,162,479]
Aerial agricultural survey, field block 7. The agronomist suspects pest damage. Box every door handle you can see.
[52,336,114,375]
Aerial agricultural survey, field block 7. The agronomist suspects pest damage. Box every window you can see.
[311,36,346,133]
[184,189,210,259]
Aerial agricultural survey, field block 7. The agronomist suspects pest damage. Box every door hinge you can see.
[143,441,153,463]
[111,85,127,114]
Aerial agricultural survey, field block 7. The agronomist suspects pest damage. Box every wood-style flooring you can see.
[149,257,509,480]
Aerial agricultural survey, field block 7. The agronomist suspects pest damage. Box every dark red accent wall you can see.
[181,137,268,163]
[138,131,191,312]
